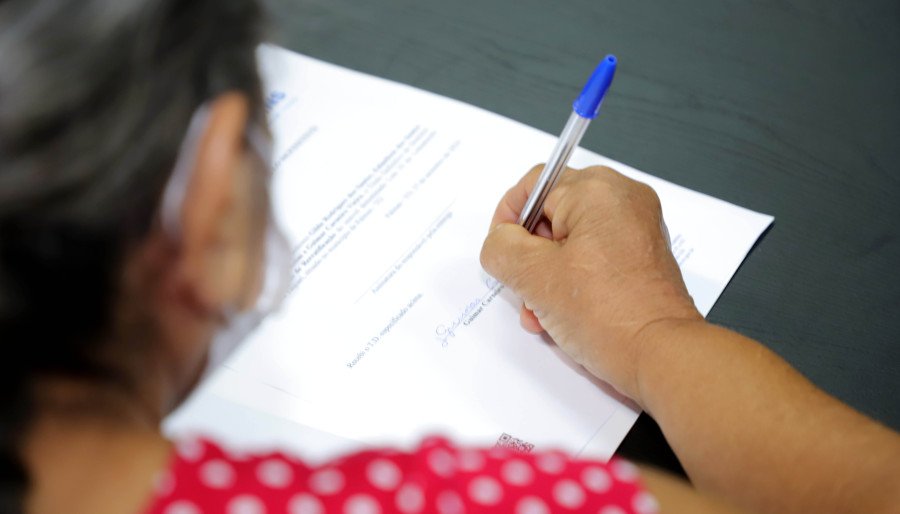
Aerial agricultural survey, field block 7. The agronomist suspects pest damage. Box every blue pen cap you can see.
[572,55,617,119]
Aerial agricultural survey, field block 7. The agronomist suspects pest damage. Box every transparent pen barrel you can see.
[518,112,591,232]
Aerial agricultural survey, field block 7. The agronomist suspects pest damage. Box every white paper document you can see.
[166,45,773,462]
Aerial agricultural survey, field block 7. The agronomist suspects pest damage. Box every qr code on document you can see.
[495,433,534,454]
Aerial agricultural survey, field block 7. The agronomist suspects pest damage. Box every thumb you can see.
[480,222,557,296]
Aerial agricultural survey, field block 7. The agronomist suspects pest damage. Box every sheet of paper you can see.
[166,45,773,461]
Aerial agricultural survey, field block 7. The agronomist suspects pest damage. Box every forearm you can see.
[639,464,749,514]
[635,319,900,514]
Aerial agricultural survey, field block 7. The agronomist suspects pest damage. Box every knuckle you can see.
[588,165,616,177]
[636,181,662,211]
[581,178,615,207]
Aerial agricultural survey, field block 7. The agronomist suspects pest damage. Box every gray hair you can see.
[0,0,266,511]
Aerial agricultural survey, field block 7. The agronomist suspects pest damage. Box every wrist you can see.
[632,315,709,413]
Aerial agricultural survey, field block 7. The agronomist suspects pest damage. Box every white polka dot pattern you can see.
[467,476,504,505]
[257,459,293,489]
[200,459,236,489]
[308,468,345,495]
[632,491,660,514]
[435,490,466,514]
[427,448,457,477]
[515,496,550,514]
[611,460,640,482]
[501,459,535,486]
[287,493,324,514]
[581,466,613,493]
[365,458,402,491]
[553,479,587,509]
[226,495,266,514]
[145,437,653,514]
[343,494,382,514]
[395,483,425,513]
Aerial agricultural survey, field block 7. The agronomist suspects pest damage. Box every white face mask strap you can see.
[244,120,290,314]
[245,123,274,171]
[160,105,212,239]
[158,105,292,379]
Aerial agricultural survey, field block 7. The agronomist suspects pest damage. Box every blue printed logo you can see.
[264,90,287,113]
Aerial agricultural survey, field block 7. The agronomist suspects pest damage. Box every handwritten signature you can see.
[434,276,503,347]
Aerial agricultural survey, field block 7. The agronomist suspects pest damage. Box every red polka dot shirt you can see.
[143,437,657,514]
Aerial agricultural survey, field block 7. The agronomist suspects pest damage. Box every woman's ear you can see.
[177,92,252,312]
[116,92,256,407]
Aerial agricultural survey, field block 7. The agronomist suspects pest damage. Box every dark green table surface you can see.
[264,0,900,474]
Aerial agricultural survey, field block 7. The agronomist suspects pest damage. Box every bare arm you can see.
[637,319,900,514]
[639,465,748,514]
[480,165,900,514]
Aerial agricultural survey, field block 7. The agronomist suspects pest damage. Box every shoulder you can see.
[143,436,657,513]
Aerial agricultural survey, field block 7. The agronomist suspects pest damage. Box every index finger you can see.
[489,164,546,229]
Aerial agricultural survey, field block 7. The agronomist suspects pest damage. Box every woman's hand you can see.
[480,164,702,404]
[483,165,900,514]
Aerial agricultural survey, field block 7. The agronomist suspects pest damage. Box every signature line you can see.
[354,200,456,304]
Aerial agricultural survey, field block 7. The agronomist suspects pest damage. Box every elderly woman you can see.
[1,0,898,513]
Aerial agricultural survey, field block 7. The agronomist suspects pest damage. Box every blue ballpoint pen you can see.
[517,55,617,232]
